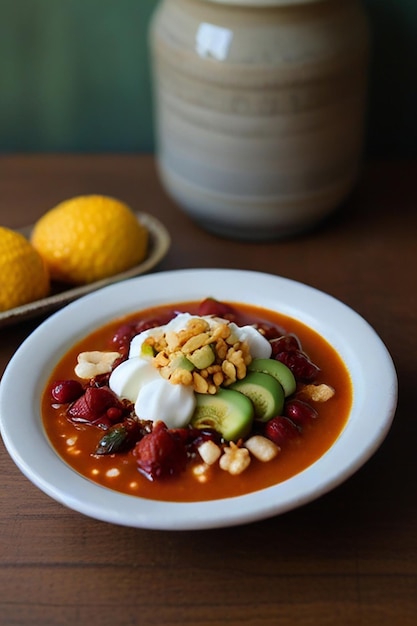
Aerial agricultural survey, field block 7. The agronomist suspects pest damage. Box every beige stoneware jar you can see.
[150,0,370,240]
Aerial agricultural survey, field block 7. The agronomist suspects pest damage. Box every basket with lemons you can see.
[0,195,148,313]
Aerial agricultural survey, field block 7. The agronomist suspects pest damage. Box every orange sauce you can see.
[41,301,352,502]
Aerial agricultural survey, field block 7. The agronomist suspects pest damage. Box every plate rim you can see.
[0,268,398,530]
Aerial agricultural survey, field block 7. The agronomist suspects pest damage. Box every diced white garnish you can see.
[109,357,160,402]
[74,350,121,379]
[198,440,221,465]
[244,435,280,462]
[227,323,272,359]
[134,377,196,428]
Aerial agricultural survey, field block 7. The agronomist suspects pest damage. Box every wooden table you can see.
[0,155,416,626]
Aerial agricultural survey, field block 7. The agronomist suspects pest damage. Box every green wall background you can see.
[1,0,416,157]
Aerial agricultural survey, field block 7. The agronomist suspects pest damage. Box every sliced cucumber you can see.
[158,353,194,382]
[162,353,194,375]
[140,343,155,358]
[248,358,296,397]
[230,371,284,422]
[171,354,195,372]
[187,344,215,369]
[191,388,254,441]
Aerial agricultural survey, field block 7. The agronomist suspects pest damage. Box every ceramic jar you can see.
[150,0,370,240]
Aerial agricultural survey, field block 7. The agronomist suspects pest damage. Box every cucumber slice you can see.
[230,372,284,422]
[187,344,215,369]
[140,343,155,358]
[171,354,194,372]
[248,358,296,397]
[191,388,254,441]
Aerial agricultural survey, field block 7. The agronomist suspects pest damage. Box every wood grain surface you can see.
[0,155,416,626]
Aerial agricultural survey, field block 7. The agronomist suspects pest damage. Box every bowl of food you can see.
[0,269,397,529]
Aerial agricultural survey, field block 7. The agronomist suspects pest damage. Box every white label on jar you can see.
[196,23,233,61]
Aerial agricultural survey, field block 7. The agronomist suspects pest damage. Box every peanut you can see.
[74,351,120,379]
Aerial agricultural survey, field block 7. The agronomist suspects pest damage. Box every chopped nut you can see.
[219,442,251,475]
[244,435,280,462]
[189,318,210,333]
[300,384,335,402]
[148,335,167,353]
[198,440,221,465]
[222,360,237,385]
[227,348,247,379]
[143,316,256,394]
[165,330,180,352]
[153,351,170,367]
[215,338,228,360]
[74,351,120,379]
[210,322,231,341]
[213,371,224,387]
[169,368,193,386]
[192,371,209,393]
[177,319,209,346]
[241,342,253,365]
[182,332,211,354]
[158,366,170,380]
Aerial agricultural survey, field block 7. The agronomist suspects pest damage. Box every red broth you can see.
[41,301,352,502]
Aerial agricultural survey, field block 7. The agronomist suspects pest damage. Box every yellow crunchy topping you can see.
[145,318,252,394]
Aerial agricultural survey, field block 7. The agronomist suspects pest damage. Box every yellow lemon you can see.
[31,195,148,285]
[0,226,50,312]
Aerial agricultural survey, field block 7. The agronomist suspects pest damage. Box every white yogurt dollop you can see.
[110,312,271,428]
[109,358,160,403]
[112,314,202,427]
[228,322,272,359]
[135,377,196,428]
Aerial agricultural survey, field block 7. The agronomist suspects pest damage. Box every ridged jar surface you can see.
[150,0,369,239]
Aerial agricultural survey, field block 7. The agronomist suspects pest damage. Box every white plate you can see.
[0,269,398,530]
[0,211,171,328]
